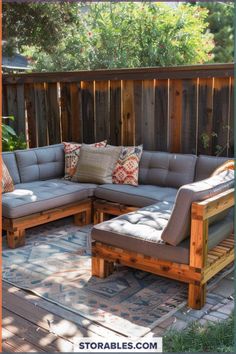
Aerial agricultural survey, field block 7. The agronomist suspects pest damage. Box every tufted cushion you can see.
[15,144,64,183]
[2,151,21,184]
[139,151,197,188]
[162,169,234,246]
[195,155,229,181]
[92,203,233,264]
[2,179,97,218]
[95,184,177,207]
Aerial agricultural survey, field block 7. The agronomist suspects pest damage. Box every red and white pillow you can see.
[63,141,107,179]
[112,145,143,186]
[2,161,14,193]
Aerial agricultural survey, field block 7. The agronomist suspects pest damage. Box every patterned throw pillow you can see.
[112,145,143,186]
[63,141,107,179]
[2,161,14,193]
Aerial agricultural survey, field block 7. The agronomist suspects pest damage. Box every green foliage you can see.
[4,2,214,71]
[2,117,27,151]
[163,316,234,352]
[198,2,234,63]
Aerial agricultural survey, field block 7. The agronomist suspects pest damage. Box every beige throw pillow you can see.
[72,145,122,184]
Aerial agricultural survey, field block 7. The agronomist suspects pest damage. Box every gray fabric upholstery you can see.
[92,203,234,264]
[195,155,229,181]
[2,152,21,184]
[2,179,97,218]
[15,144,64,183]
[162,169,234,246]
[95,184,177,207]
[138,151,197,188]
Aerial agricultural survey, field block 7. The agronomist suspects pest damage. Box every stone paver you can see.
[158,316,176,329]
[211,278,234,297]
[217,301,234,315]
[170,319,188,331]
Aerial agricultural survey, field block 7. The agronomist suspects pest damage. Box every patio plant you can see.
[2,116,27,151]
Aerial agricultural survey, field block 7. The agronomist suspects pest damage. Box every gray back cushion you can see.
[2,151,21,184]
[139,151,197,188]
[195,155,229,181]
[15,144,64,183]
[162,169,234,246]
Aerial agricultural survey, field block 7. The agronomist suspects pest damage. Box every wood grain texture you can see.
[95,81,109,141]
[25,84,37,147]
[110,80,122,145]
[122,80,135,145]
[169,79,182,152]
[155,79,168,151]
[46,83,61,144]
[142,80,155,150]
[81,81,95,143]
[34,83,48,146]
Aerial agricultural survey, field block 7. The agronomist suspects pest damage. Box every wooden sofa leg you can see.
[188,283,206,309]
[94,211,109,225]
[92,256,114,278]
[7,230,26,249]
[74,208,91,226]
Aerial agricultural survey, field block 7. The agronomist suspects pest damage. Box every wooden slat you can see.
[60,82,72,142]
[133,80,143,146]
[25,83,37,147]
[81,81,95,143]
[169,79,182,152]
[181,79,198,154]
[122,80,135,145]
[197,78,214,155]
[34,83,48,146]
[6,85,18,130]
[95,81,109,141]
[46,83,61,144]
[142,80,155,149]
[70,82,83,142]
[110,80,122,145]
[155,79,169,151]
[212,77,230,156]
[2,328,45,352]
[16,84,26,136]
[228,77,234,156]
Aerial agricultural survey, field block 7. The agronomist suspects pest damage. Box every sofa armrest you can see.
[189,188,234,269]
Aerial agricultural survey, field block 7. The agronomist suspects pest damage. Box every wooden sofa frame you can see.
[3,199,92,248]
[92,188,234,309]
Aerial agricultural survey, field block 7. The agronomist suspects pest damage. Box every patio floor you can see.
[2,220,234,352]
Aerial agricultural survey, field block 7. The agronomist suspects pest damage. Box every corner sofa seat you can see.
[92,203,234,264]
[2,179,97,219]
[94,184,178,207]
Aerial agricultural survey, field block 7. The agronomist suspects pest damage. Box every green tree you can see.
[3,2,214,71]
[198,2,234,63]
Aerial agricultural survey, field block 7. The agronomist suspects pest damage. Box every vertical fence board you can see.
[212,78,230,156]
[134,80,143,146]
[16,84,26,136]
[95,81,109,142]
[70,82,83,142]
[122,80,135,145]
[25,84,37,147]
[142,80,155,150]
[81,81,95,143]
[155,79,168,151]
[60,83,72,142]
[46,83,61,144]
[169,80,182,152]
[6,85,18,130]
[110,80,122,145]
[34,83,48,147]
[229,77,234,156]
[2,84,8,117]
[197,78,214,155]
[181,79,198,154]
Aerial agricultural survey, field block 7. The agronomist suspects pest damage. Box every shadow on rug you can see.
[2,220,232,337]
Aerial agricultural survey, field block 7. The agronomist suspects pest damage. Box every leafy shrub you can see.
[2,116,27,151]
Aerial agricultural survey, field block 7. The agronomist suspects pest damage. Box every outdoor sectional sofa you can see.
[2,143,235,309]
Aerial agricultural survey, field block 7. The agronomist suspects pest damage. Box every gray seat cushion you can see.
[2,151,21,184]
[139,151,197,188]
[15,144,64,183]
[92,204,234,265]
[95,184,177,208]
[2,179,97,218]
[195,155,229,181]
[162,169,234,246]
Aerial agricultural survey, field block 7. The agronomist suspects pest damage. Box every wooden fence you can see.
[2,63,234,156]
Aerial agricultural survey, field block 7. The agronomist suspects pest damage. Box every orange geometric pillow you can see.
[63,141,107,179]
[112,145,143,186]
[2,161,14,193]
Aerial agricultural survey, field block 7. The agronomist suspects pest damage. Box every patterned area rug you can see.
[2,220,231,337]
